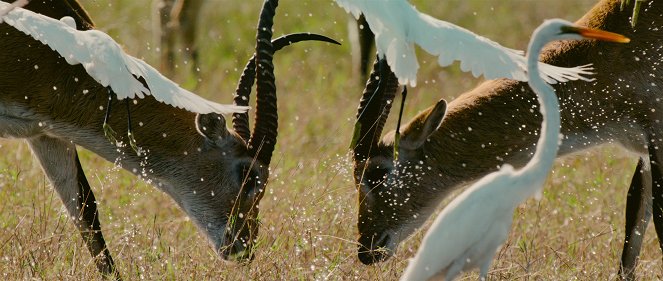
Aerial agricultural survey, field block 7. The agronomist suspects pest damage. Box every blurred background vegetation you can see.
[0,0,659,279]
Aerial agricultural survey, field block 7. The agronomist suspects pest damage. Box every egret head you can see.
[532,19,630,48]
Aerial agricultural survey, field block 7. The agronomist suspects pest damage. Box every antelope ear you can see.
[399,99,447,150]
[195,113,230,141]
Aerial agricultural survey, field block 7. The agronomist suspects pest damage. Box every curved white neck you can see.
[523,31,562,177]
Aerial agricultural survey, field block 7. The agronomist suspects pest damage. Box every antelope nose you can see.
[357,233,392,265]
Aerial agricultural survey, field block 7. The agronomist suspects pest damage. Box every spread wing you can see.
[0,3,246,114]
[335,0,594,86]
[125,55,248,114]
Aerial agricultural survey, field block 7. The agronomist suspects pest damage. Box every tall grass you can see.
[0,0,660,279]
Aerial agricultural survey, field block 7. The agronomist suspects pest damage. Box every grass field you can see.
[0,0,661,279]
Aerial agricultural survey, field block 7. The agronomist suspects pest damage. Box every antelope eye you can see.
[236,164,261,196]
[363,167,390,187]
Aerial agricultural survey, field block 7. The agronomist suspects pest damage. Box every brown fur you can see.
[0,0,277,278]
[353,0,662,278]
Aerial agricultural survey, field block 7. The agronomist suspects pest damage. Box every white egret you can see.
[0,3,245,114]
[399,20,629,281]
[0,0,27,20]
[335,0,597,87]
[0,2,246,150]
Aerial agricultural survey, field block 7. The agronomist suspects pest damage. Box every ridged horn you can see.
[247,0,278,166]
[232,33,340,142]
[352,56,399,161]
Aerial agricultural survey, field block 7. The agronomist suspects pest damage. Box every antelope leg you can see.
[648,138,663,259]
[27,136,120,280]
[619,157,652,281]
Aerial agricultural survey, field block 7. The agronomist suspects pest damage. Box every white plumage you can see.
[0,2,246,115]
[335,0,595,86]
[399,19,629,281]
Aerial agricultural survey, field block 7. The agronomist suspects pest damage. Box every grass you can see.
[0,0,661,279]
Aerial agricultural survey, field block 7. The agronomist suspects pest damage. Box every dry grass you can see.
[0,0,660,280]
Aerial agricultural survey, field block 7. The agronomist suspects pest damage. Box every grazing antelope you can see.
[0,0,336,278]
[351,0,662,279]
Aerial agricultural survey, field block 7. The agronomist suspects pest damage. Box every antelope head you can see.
[352,58,448,264]
[0,0,342,268]
[184,0,280,260]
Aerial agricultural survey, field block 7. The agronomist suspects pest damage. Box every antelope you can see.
[0,0,334,278]
[351,0,662,279]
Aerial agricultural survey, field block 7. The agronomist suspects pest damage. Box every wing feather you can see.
[335,0,594,86]
[1,3,246,114]
[126,56,248,114]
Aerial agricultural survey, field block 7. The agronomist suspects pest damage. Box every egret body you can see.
[335,0,596,86]
[399,19,629,281]
[0,3,245,114]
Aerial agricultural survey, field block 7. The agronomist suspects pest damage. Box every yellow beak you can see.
[567,26,631,43]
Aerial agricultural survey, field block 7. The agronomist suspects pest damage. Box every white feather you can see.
[335,0,594,86]
[0,3,246,114]
[398,19,619,280]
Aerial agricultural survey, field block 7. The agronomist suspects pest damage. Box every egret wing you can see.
[80,30,150,99]
[0,4,149,99]
[335,0,594,86]
[1,4,245,114]
[1,4,92,66]
[125,55,248,114]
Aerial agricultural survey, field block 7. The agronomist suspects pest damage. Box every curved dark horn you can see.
[232,33,340,142]
[232,60,256,142]
[352,56,399,161]
[247,0,278,166]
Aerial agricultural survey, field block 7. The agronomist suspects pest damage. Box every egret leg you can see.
[620,0,630,11]
[102,88,118,145]
[631,0,645,27]
[125,99,139,154]
[394,86,407,160]
[619,157,652,281]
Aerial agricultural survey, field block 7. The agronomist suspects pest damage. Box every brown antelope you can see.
[0,0,337,278]
[351,0,662,279]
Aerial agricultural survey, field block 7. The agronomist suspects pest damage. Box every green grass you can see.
[1,0,661,279]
